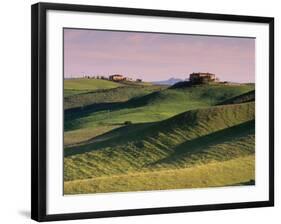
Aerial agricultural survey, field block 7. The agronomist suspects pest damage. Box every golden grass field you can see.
[64,155,254,194]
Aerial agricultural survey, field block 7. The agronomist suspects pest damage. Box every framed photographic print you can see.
[31,2,274,222]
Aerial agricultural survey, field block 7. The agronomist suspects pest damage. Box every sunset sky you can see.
[64,28,255,83]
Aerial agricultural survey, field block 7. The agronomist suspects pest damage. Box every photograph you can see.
[63,28,256,195]
[30,2,274,221]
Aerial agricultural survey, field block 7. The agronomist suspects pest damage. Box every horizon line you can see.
[64,76,255,84]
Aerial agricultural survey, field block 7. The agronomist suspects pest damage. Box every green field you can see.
[64,78,123,97]
[64,79,255,194]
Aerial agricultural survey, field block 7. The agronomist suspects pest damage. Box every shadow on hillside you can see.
[64,121,158,157]
[148,119,255,167]
[64,91,163,131]
[217,90,255,105]
[64,104,205,156]
[64,118,255,161]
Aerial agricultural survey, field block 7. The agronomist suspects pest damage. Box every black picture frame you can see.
[31,2,274,222]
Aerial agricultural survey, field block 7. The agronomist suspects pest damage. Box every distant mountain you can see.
[152,78,183,86]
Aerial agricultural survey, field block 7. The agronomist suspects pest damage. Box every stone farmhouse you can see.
[189,72,218,84]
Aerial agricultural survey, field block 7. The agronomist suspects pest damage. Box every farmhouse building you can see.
[109,74,126,81]
[189,72,218,84]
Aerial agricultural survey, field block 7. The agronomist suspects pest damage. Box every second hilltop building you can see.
[189,72,219,84]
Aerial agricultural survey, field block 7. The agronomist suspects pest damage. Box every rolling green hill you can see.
[65,85,254,129]
[64,84,254,145]
[64,78,123,97]
[64,85,163,110]
[218,90,255,105]
[63,81,255,194]
[64,102,254,180]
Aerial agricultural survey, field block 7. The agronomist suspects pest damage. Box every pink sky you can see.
[64,28,255,83]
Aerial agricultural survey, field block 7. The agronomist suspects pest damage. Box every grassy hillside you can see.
[65,84,254,131]
[65,155,254,194]
[64,78,123,96]
[64,85,165,145]
[64,85,254,145]
[63,80,255,194]
[64,102,254,181]
[64,85,163,110]
[218,90,255,105]
[64,84,254,147]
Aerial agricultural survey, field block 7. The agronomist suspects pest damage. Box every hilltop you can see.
[64,78,123,97]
